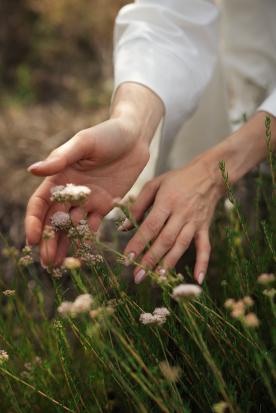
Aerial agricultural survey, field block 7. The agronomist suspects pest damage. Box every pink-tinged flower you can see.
[22,246,32,256]
[263,288,276,297]
[51,211,71,231]
[139,313,166,326]
[257,273,275,284]
[224,298,235,309]
[243,296,254,307]
[42,225,55,240]
[0,350,9,361]
[244,313,260,328]
[153,307,170,317]
[172,284,202,302]
[51,184,91,203]
[19,256,33,266]
[3,290,15,296]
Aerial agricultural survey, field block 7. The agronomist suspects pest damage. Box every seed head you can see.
[160,361,182,382]
[172,284,202,302]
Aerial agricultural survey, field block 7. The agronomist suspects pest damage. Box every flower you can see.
[139,313,166,326]
[224,298,235,309]
[244,313,260,328]
[153,307,170,317]
[263,288,276,297]
[68,224,90,240]
[257,273,275,284]
[51,212,71,231]
[3,290,15,296]
[52,266,66,279]
[2,247,19,258]
[212,401,229,413]
[19,256,33,266]
[112,195,136,208]
[58,294,93,317]
[172,284,202,302]
[243,295,254,307]
[20,371,31,379]
[63,257,81,270]
[24,362,32,371]
[53,320,62,329]
[221,280,228,286]
[22,246,32,256]
[160,361,182,382]
[70,294,93,316]
[0,350,9,362]
[35,356,42,365]
[230,300,245,318]
[51,184,91,203]
[42,225,55,240]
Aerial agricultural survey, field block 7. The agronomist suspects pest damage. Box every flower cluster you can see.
[68,223,90,240]
[0,350,9,363]
[42,225,55,240]
[263,288,276,297]
[19,256,33,266]
[78,253,103,266]
[107,299,123,307]
[2,246,19,258]
[172,284,202,302]
[224,296,259,327]
[52,265,66,279]
[112,195,136,209]
[63,257,81,270]
[89,305,115,320]
[139,307,170,326]
[57,294,93,317]
[3,290,15,296]
[257,273,275,284]
[159,361,182,382]
[51,211,71,231]
[51,184,91,203]
[22,246,32,256]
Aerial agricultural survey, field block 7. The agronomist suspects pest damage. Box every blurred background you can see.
[0,0,129,247]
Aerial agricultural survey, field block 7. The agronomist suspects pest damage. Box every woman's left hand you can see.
[120,155,224,285]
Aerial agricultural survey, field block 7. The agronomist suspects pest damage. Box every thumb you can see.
[27,131,94,176]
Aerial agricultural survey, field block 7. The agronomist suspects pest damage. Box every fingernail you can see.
[27,161,44,171]
[117,219,130,232]
[198,272,205,285]
[125,252,135,266]
[135,269,146,284]
[40,258,48,269]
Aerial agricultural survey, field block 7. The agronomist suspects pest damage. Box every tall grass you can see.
[1,117,276,412]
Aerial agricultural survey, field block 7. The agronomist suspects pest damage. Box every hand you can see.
[25,83,164,267]
[121,155,223,285]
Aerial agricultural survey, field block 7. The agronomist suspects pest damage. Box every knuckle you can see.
[143,254,157,268]
[161,231,175,249]
[145,218,160,234]
[177,233,191,249]
[200,259,209,268]
[133,238,146,253]
[164,256,176,270]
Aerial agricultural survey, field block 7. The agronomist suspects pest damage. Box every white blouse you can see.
[113,0,276,160]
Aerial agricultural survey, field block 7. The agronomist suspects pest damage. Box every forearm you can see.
[111,82,165,146]
[196,111,276,198]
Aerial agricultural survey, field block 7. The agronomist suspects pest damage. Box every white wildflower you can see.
[160,361,182,382]
[22,246,32,256]
[57,301,73,317]
[51,184,91,203]
[172,284,202,302]
[224,298,235,309]
[257,273,275,284]
[63,257,81,270]
[243,295,254,307]
[2,247,19,257]
[0,350,9,362]
[42,225,55,240]
[3,290,15,296]
[19,256,33,266]
[35,356,42,365]
[244,313,260,328]
[20,371,31,379]
[51,212,71,231]
[230,300,245,318]
[139,313,166,326]
[263,288,276,297]
[70,294,93,316]
[68,224,90,239]
[24,362,32,371]
[153,307,170,317]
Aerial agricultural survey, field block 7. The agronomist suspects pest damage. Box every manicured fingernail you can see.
[135,269,146,284]
[117,219,130,232]
[125,252,135,266]
[40,258,48,269]
[27,161,44,171]
[198,272,205,285]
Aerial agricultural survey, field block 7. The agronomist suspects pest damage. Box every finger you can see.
[27,130,95,177]
[155,224,195,274]
[193,229,211,285]
[118,179,160,231]
[25,179,56,246]
[39,203,72,266]
[133,216,183,281]
[123,204,169,267]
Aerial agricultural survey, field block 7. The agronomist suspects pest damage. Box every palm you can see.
[25,119,149,265]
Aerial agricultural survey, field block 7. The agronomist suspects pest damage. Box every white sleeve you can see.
[257,87,276,119]
[113,0,220,158]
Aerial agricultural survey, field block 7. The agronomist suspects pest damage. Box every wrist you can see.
[110,82,164,147]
